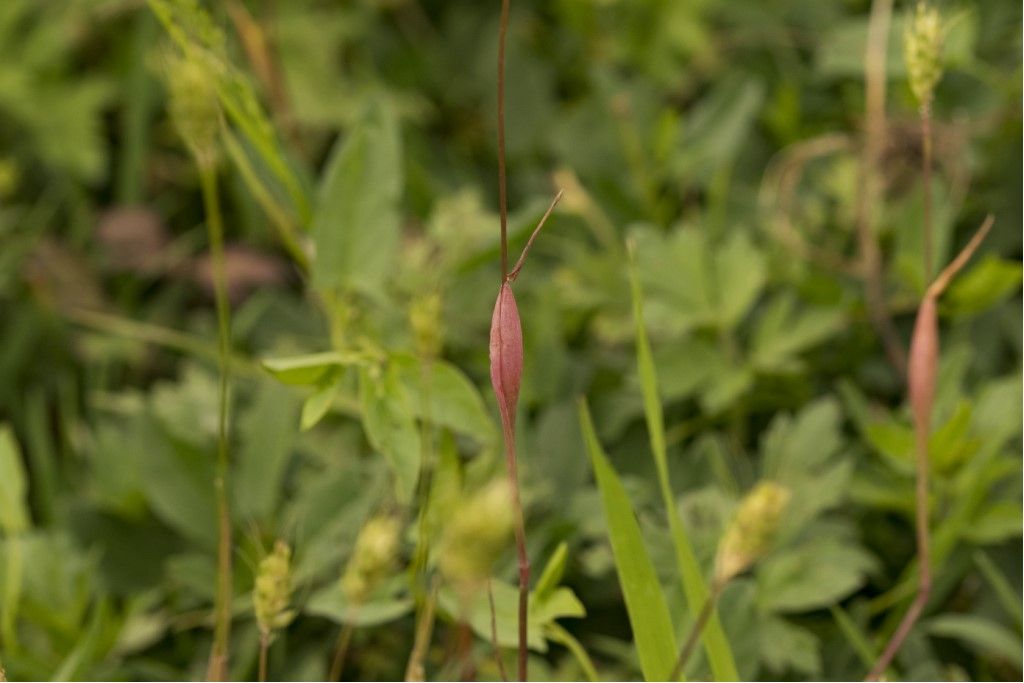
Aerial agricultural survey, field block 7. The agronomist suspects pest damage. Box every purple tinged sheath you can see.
[489,282,523,435]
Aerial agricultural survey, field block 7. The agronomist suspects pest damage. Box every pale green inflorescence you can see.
[166,52,221,168]
[254,540,295,638]
[714,481,791,585]
[438,479,514,592]
[342,515,402,604]
[903,2,946,108]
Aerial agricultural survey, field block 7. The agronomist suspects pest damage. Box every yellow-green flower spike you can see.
[438,479,514,592]
[714,481,791,585]
[903,2,946,108]
[342,515,402,604]
[254,540,295,638]
[166,53,221,168]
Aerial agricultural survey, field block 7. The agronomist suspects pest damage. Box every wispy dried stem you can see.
[855,0,906,376]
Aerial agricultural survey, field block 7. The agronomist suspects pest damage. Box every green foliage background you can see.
[0,0,1020,680]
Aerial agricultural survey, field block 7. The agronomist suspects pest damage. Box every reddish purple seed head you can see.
[489,282,523,431]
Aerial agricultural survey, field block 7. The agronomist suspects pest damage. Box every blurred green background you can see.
[0,0,1020,680]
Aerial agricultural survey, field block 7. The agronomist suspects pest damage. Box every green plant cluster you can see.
[0,0,1020,680]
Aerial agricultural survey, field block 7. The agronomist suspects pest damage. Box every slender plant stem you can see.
[865,216,994,681]
[496,1,528,679]
[258,632,269,683]
[328,623,355,681]
[920,101,934,284]
[669,580,724,681]
[404,580,439,681]
[866,419,932,681]
[502,418,530,682]
[200,162,234,682]
[497,0,510,280]
[488,580,510,682]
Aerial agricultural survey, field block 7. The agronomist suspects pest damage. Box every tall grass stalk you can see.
[199,162,235,682]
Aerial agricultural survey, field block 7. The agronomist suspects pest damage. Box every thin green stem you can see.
[258,632,269,682]
[404,579,439,681]
[669,580,723,681]
[328,622,355,681]
[200,162,234,682]
[920,101,934,284]
[489,580,510,682]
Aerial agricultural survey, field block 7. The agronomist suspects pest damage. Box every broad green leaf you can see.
[135,418,217,549]
[751,294,842,373]
[758,616,821,677]
[627,242,739,681]
[311,101,402,295]
[973,551,1023,628]
[758,536,876,613]
[761,398,842,482]
[300,373,343,431]
[437,580,547,651]
[926,614,1023,669]
[234,381,299,521]
[531,586,585,626]
[715,232,766,328]
[0,424,29,534]
[946,256,1023,316]
[304,579,413,627]
[962,501,1022,545]
[393,354,496,445]
[533,542,569,603]
[261,351,370,386]
[359,366,420,503]
[578,399,678,682]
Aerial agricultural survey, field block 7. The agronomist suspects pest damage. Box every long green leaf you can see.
[626,241,739,681]
[578,400,678,681]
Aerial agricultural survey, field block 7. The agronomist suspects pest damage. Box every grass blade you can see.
[578,400,678,681]
[626,241,740,681]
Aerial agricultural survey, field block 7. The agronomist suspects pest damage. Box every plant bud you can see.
[907,296,938,441]
[489,282,523,434]
[438,479,514,591]
[714,481,790,585]
[410,293,443,359]
[903,2,945,107]
[254,540,295,637]
[342,515,402,604]
[167,53,221,168]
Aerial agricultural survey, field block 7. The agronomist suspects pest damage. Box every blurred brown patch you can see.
[190,245,290,305]
[96,205,171,276]
[23,238,104,313]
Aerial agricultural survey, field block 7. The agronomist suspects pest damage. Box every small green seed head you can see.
[342,515,402,604]
[714,481,790,585]
[903,2,945,107]
[438,479,513,592]
[410,293,443,359]
[254,540,295,637]
[166,53,221,168]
